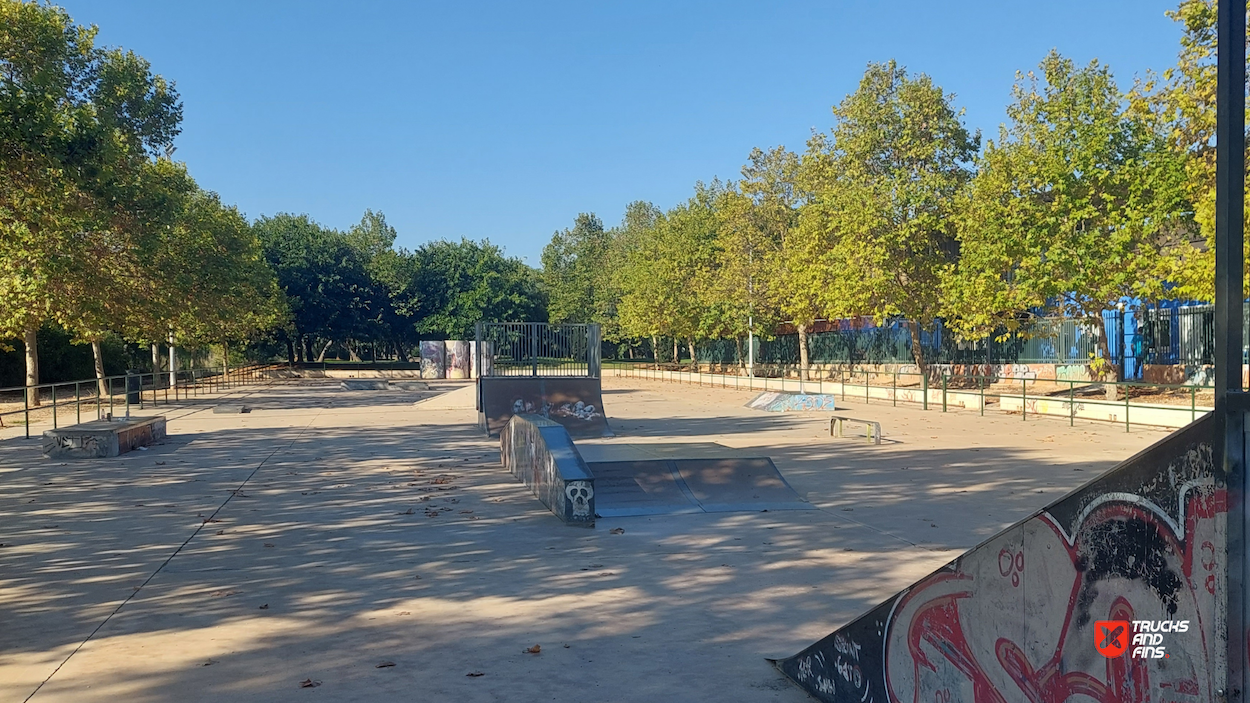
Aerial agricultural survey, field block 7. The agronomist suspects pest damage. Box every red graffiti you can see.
[886,489,1225,703]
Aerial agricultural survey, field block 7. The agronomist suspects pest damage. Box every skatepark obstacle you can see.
[475,322,612,438]
[772,414,1225,702]
[500,414,595,527]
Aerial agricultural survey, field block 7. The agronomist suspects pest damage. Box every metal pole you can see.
[24,385,29,438]
[76,381,80,424]
[1216,0,1248,698]
[51,384,56,428]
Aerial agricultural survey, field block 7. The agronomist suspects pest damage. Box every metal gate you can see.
[474,322,601,378]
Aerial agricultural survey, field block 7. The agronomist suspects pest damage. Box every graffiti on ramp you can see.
[773,415,1226,703]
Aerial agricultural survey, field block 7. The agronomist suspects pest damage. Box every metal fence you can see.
[474,322,601,378]
[0,364,276,438]
[1140,303,1250,366]
[695,314,1123,367]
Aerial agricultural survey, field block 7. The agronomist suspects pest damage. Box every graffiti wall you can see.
[419,341,446,379]
[774,415,1226,702]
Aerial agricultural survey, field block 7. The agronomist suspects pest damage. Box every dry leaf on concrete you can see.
[299,679,321,688]
[609,528,625,534]
[524,644,541,654]
[466,671,485,677]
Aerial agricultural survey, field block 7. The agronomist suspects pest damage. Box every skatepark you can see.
[0,367,1170,702]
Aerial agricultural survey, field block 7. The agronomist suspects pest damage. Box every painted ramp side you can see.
[772,414,1224,703]
[478,377,612,438]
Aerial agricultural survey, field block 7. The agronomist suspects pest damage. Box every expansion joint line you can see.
[23,407,324,703]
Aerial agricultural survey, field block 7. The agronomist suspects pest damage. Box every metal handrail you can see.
[1,363,280,438]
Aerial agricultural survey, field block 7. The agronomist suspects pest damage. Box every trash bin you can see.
[125,370,141,405]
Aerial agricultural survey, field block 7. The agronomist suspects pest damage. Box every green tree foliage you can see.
[800,61,979,371]
[950,53,1187,375]
[253,213,380,360]
[541,213,607,324]
[1131,0,1250,300]
[0,0,274,396]
[411,239,545,340]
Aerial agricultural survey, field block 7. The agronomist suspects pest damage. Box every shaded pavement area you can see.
[0,377,1163,702]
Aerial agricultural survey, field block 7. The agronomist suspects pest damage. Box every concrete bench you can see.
[830,415,882,445]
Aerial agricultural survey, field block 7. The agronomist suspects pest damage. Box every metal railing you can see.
[474,322,601,378]
[1,364,278,438]
[609,362,1215,433]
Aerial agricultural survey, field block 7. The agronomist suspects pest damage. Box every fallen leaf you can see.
[397,508,414,515]
[155,461,166,465]
[202,659,218,666]
[263,543,275,548]
[609,528,625,535]
[215,530,225,535]
[375,661,396,668]
[211,589,241,597]
[299,679,321,688]
[459,510,473,514]
[466,671,485,677]
[524,644,541,654]
[259,604,269,610]
[563,644,570,648]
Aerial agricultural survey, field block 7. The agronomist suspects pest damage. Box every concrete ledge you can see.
[213,405,251,414]
[340,379,390,391]
[43,416,167,458]
[500,414,595,527]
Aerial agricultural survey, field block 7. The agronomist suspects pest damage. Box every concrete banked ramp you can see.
[772,414,1225,702]
[577,444,814,517]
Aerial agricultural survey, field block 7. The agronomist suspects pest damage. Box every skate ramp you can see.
[578,443,814,517]
[478,377,612,438]
[772,414,1224,702]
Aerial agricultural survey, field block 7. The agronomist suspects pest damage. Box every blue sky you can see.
[62,1,1183,264]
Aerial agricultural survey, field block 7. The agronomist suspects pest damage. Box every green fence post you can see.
[109,378,114,417]
[24,385,29,439]
[1125,384,1130,433]
[76,381,81,424]
[980,375,985,416]
[51,384,56,429]
[1069,380,1075,427]
[1021,378,1027,421]
[865,368,870,404]
[922,371,928,411]
[941,373,947,412]
[1191,385,1197,423]
[893,370,897,407]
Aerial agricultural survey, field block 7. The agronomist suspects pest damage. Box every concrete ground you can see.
[0,376,1167,702]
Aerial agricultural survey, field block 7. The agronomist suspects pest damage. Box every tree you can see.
[541,213,610,324]
[1130,0,1250,300]
[949,52,1188,381]
[0,0,182,402]
[801,60,979,373]
[411,239,545,339]
[254,214,379,361]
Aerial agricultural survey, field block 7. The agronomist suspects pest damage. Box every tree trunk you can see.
[222,341,231,382]
[688,339,697,372]
[735,337,744,375]
[315,339,334,363]
[797,323,811,381]
[395,340,410,363]
[286,338,296,365]
[1094,315,1118,401]
[151,343,161,374]
[23,326,40,407]
[348,340,362,362]
[651,335,659,370]
[908,321,927,377]
[672,338,678,365]
[92,339,107,399]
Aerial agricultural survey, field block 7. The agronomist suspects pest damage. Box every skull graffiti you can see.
[565,483,594,517]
